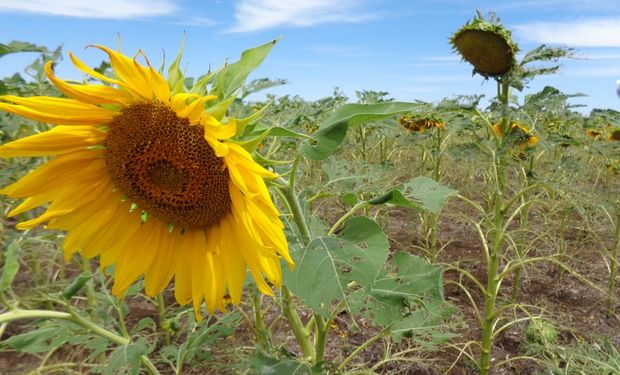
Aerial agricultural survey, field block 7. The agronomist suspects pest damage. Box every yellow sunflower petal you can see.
[90,45,153,100]
[144,226,180,296]
[219,216,248,305]
[45,61,133,106]
[111,219,163,296]
[0,95,115,125]
[0,126,106,158]
[201,115,236,140]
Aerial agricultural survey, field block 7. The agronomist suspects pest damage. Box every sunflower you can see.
[608,128,620,141]
[450,13,518,78]
[0,46,293,316]
[399,115,445,133]
[492,121,538,153]
[585,128,602,140]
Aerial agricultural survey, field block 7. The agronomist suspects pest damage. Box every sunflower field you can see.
[0,12,619,375]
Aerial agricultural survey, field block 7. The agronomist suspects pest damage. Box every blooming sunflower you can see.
[0,46,293,316]
[399,115,445,133]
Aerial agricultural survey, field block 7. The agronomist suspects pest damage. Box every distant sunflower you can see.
[399,115,445,133]
[492,121,538,153]
[608,128,620,141]
[0,46,293,316]
[585,129,602,140]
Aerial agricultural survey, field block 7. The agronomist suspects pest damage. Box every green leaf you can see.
[0,41,47,59]
[351,252,447,340]
[368,176,457,214]
[299,101,422,160]
[211,39,279,99]
[283,217,389,317]
[3,321,79,353]
[240,78,288,99]
[0,240,20,292]
[104,340,147,375]
[250,350,312,375]
[167,37,186,95]
[62,270,93,299]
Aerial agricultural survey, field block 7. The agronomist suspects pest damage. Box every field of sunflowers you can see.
[0,13,619,375]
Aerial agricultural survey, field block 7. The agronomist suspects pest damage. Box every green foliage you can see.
[211,38,279,99]
[284,216,389,317]
[0,240,20,292]
[0,41,47,59]
[251,350,313,375]
[369,176,458,214]
[104,339,148,375]
[300,101,423,160]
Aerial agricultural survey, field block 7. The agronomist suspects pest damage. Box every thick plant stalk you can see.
[479,80,510,375]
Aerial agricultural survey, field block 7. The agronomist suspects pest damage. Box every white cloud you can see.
[229,0,372,33]
[515,17,620,47]
[0,0,175,19]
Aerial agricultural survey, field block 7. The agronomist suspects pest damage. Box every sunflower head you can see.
[0,42,292,318]
[450,12,518,78]
[399,114,445,133]
[585,128,603,140]
[608,128,620,141]
[492,120,538,155]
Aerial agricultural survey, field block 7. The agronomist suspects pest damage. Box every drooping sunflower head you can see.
[492,121,538,154]
[399,114,445,133]
[585,128,603,140]
[450,12,518,78]
[0,43,292,317]
[608,128,620,141]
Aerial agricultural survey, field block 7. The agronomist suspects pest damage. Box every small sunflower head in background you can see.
[399,114,445,133]
[492,121,538,156]
[450,12,518,79]
[608,128,620,141]
[586,128,603,140]
[0,45,293,317]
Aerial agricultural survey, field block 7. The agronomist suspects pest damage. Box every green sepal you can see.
[235,101,272,136]
[206,95,236,121]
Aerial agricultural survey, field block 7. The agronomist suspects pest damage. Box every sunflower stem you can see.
[313,314,328,365]
[252,287,271,351]
[0,307,160,375]
[275,177,312,245]
[327,202,369,236]
[281,286,315,361]
[156,293,171,346]
[79,256,97,315]
[479,80,510,375]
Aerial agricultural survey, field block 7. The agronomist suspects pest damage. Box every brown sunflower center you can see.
[105,102,232,229]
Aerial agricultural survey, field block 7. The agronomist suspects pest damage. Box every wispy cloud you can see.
[229,0,373,33]
[174,16,216,27]
[515,17,620,47]
[0,0,175,19]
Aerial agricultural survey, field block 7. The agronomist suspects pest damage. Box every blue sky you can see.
[1,0,620,113]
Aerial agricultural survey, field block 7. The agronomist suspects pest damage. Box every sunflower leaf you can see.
[250,350,312,375]
[283,216,389,317]
[368,176,457,214]
[299,102,423,160]
[211,38,279,99]
[104,339,147,375]
[0,240,20,292]
[0,41,47,59]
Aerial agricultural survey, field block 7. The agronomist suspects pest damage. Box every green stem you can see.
[281,286,315,361]
[276,177,312,244]
[338,329,387,370]
[313,315,328,365]
[608,210,620,315]
[479,80,510,375]
[156,293,170,346]
[327,202,369,236]
[79,256,97,314]
[253,288,270,351]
